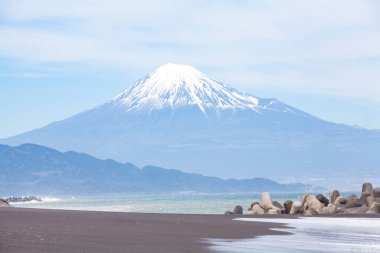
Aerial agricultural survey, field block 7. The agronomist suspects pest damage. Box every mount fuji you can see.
[2,64,380,188]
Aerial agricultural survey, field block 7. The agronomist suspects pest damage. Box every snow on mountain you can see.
[110,63,297,115]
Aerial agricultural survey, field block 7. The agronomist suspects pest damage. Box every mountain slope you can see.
[109,63,312,119]
[0,144,311,195]
[2,64,380,189]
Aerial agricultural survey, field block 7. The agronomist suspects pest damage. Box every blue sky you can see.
[1,0,380,138]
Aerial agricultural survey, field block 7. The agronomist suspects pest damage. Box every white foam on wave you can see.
[41,197,62,203]
[11,197,62,205]
[208,217,380,253]
[10,200,40,205]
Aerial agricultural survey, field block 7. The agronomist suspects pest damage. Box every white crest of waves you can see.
[41,197,62,203]
[208,217,380,253]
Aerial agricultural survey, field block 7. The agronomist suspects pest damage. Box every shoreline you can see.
[0,207,289,253]
[2,207,380,253]
[210,216,380,253]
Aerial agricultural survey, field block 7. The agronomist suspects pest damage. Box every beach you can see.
[0,208,287,253]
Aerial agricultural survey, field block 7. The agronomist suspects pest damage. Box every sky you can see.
[1,0,380,138]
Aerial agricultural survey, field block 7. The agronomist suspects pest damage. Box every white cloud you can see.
[0,0,380,102]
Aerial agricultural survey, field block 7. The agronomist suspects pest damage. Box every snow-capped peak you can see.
[113,63,260,113]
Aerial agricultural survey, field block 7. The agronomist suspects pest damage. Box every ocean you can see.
[10,193,304,214]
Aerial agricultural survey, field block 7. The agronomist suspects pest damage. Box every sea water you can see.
[9,193,303,214]
[208,217,380,253]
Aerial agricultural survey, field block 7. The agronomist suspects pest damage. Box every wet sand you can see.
[0,208,288,253]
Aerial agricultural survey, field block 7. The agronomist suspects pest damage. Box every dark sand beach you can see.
[0,208,288,253]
